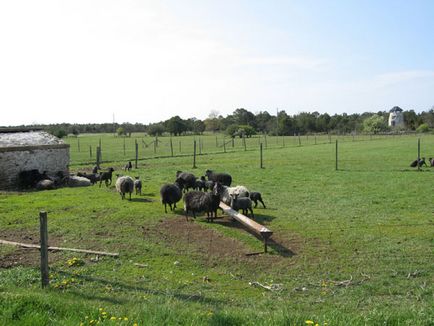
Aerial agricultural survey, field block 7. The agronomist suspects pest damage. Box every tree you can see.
[362,114,389,133]
[226,124,239,138]
[416,123,429,133]
[165,116,187,136]
[148,123,165,136]
[116,127,126,136]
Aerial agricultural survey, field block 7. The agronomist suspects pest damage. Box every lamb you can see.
[194,176,207,192]
[183,182,224,221]
[249,192,266,208]
[92,165,100,174]
[220,185,250,206]
[134,176,142,195]
[160,181,183,213]
[205,169,232,186]
[230,193,254,218]
[99,167,115,187]
[115,175,134,200]
[124,161,133,171]
[175,171,196,192]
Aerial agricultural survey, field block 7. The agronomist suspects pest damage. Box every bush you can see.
[416,123,430,133]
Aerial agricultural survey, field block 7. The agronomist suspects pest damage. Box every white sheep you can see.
[115,176,134,200]
[220,185,250,205]
[65,176,91,187]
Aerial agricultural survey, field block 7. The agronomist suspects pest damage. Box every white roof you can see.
[0,131,65,148]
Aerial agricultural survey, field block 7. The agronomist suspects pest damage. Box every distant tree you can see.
[116,127,126,136]
[165,116,187,136]
[51,128,67,139]
[226,124,239,138]
[192,119,205,134]
[416,123,429,133]
[72,128,80,136]
[362,114,389,133]
[148,123,165,136]
[237,125,256,138]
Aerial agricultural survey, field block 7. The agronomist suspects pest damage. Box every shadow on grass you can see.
[129,198,154,203]
[53,269,225,306]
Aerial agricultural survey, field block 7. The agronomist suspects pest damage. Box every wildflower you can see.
[133,323,138,326]
[124,317,129,321]
[305,321,314,325]
[110,316,117,320]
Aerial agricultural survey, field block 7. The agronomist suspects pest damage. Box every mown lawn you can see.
[0,134,433,325]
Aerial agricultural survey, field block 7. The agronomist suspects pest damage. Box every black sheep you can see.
[183,182,224,222]
[250,192,266,208]
[175,171,196,192]
[124,161,133,171]
[99,167,115,187]
[160,181,183,213]
[205,169,232,187]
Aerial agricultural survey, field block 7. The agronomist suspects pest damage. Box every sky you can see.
[0,0,433,126]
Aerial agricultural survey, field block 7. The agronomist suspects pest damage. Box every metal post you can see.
[232,138,234,148]
[298,133,301,146]
[135,140,138,169]
[89,145,92,158]
[123,137,126,156]
[170,138,174,157]
[77,138,80,152]
[193,140,197,168]
[417,138,421,171]
[260,143,263,169]
[335,140,338,171]
[39,211,49,288]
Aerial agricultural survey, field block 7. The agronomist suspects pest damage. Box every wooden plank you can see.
[0,239,119,257]
[219,202,272,237]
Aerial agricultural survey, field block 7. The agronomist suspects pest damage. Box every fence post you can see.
[260,143,263,169]
[298,133,301,146]
[179,140,181,153]
[77,138,80,152]
[89,145,92,158]
[153,140,156,154]
[96,146,101,168]
[243,135,247,151]
[223,139,226,153]
[123,137,126,156]
[417,138,421,172]
[99,138,102,150]
[135,140,138,169]
[232,138,234,148]
[215,136,218,147]
[328,132,331,144]
[193,140,197,168]
[335,140,338,171]
[39,211,49,288]
[170,138,174,157]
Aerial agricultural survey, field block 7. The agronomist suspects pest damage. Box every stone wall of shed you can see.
[0,147,69,190]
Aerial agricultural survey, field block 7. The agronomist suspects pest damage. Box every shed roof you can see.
[0,131,65,148]
[390,106,403,113]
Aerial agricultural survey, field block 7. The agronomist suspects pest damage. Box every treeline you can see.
[12,107,434,138]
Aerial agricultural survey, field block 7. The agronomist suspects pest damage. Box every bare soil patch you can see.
[142,217,304,273]
[0,229,64,268]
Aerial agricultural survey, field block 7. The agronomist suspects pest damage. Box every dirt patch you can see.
[142,217,304,272]
[0,229,64,269]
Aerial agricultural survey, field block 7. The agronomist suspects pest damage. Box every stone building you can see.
[388,106,404,128]
[0,128,70,189]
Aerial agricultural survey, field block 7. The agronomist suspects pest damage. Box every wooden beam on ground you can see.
[219,202,273,252]
[0,239,119,257]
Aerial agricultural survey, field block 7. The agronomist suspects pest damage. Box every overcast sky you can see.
[1,1,433,126]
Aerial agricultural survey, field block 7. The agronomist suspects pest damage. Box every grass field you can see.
[0,133,433,325]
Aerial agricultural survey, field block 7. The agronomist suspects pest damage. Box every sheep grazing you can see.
[99,167,115,187]
[175,171,196,192]
[134,176,142,195]
[160,181,183,213]
[92,165,100,174]
[220,185,250,206]
[250,192,266,208]
[205,169,232,187]
[204,180,215,192]
[115,175,134,200]
[410,157,427,167]
[230,193,254,218]
[124,161,133,171]
[183,182,224,222]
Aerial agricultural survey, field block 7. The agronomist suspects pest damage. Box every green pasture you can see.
[0,133,433,325]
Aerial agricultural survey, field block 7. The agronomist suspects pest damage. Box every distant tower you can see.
[388,106,404,128]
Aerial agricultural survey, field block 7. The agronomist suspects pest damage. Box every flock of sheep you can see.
[19,162,266,222]
[160,169,266,221]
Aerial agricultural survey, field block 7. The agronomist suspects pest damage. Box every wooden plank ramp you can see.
[219,202,273,253]
[0,239,119,257]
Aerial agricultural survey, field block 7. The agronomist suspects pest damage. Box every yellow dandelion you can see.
[124,317,129,321]
[133,323,138,326]
[305,321,314,325]
[110,316,117,320]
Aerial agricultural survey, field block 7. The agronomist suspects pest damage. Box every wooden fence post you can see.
[417,138,421,172]
[39,211,49,288]
[77,138,80,152]
[96,146,101,168]
[298,133,301,146]
[260,143,263,169]
[232,138,234,148]
[223,139,226,153]
[135,140,138,169]
[89,145,92,158]
[243,135,246,151]
[193,140,197,168]
[123,137,126,156]
[179,140,181,153]
[215,136,218,147]
[99,138,102,150]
